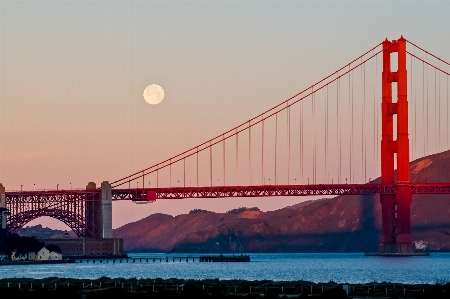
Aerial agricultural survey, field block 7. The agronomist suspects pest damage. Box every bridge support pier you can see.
[0,184,6,229]
[85,181,112,238]
[101,181,112,238]
[378,36,414,255]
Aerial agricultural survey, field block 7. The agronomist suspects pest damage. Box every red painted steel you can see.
[5,190,101,237]
[396,37,413,244]
[380,36,413,247]
[381,38,397,244]
[6,182,450,237]
[4,37,450,241]
[118,183,450,199]
[6,183,450,201]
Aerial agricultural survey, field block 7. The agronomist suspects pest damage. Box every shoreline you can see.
[0,260,75,266]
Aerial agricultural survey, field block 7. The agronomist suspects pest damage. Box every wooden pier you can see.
[74,255,250,263]
[74,256,196,263]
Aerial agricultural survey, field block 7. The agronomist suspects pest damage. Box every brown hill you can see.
[113,150,450,253]
[19,225,77,239]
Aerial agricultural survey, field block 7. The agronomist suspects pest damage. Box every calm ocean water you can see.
[1,253,450,284]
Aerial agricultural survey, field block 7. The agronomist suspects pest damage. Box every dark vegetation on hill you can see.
[226,207,260,214]
[0,230,59,255]
[112,150,450,253]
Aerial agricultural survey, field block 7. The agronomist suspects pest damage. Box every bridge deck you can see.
[5,183,450,202]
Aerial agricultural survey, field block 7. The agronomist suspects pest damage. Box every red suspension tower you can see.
[379,36,414,254]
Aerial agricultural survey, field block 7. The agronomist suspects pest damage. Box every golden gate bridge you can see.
[1,36,450,254]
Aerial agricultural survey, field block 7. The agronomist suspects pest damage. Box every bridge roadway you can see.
[5,183,450,203]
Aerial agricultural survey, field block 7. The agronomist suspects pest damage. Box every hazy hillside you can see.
[20,151,450,253]
[113,150,450,253]
[19,224,77,239]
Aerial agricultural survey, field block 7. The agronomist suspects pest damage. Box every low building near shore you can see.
[49,250,63,260]
[28,247,62,261]
[39,238,124,256]
[11,246,62,261]
[28,247,50,260]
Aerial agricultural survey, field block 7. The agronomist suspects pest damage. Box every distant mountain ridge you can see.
[113,150,450,253]
[19,225,76,239]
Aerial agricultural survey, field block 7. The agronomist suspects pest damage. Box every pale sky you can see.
[1,1,449,229]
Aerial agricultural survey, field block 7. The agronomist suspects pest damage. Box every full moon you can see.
[143,84,164,105]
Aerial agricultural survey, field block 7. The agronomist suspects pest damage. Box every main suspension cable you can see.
[111,43,383,187]
[406,40,450,67]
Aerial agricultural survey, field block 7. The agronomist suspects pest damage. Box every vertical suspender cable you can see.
[373,52,376,180]
[427,65,429,155]
[170,158,172,187]
[183,158,186,187]
[423,62,425,156]
[350,65,354,183]
[236,129,239,185]
[336,73,341,183]
[275,113,278,185]
[223,134,225,186]
[360,58,366,183]
[438,67,441,177]
[249,121,252,185]
[375,54,379,176]
[363,61,366,182]
[438,67,441,153]
[262,116,265,185]
[300,99,303,184]
[196,147,199,187]
[410,52,413,160]
[338,75,341,183]
[435,68,437,153]
[414,48,417,160]
[336,72,340,183]
[210,141,212,187]
[326,85,329,183]
[312,87,316,184]
[438,66,442,155]
[287,104,291,185]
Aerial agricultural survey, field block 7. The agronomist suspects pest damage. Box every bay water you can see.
[1,253,450,284]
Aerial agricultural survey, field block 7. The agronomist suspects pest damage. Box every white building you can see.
[28,247,50,260]
[28,247,62,261]
[49,250,62,260]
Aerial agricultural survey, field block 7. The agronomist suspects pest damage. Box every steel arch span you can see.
[4,188,104,238]
[8,209,89,237]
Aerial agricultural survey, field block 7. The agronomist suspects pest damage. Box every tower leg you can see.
[380,38,397,249]
[0,184,6,230]
[85,182,100,238]
[101,181,112,238]
[395,36,413,247]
